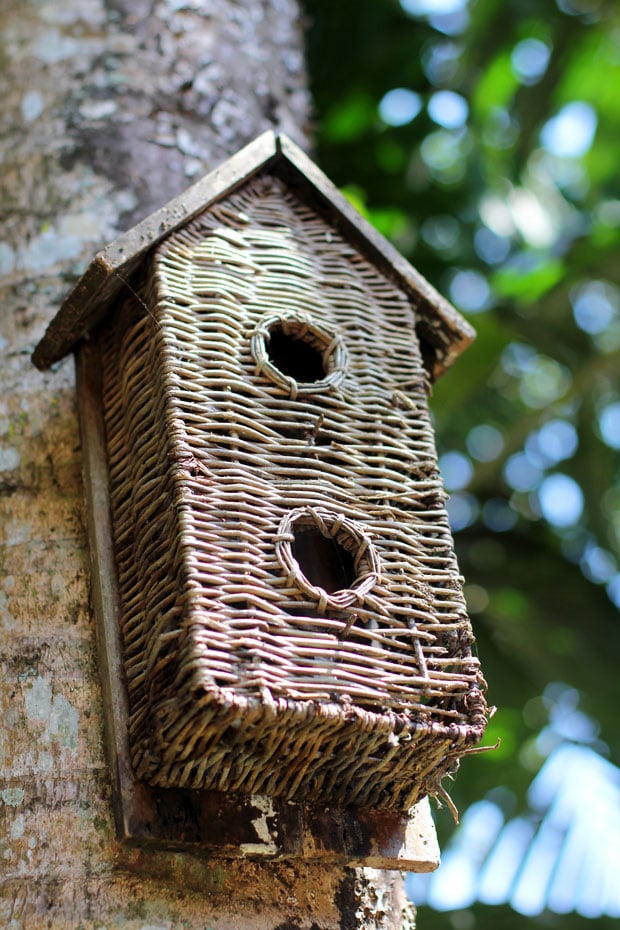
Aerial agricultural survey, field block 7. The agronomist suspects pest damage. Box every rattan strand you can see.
[100,173,487,810]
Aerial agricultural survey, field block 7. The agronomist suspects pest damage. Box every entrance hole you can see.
[292,526,357,594]
[267,325,326,383]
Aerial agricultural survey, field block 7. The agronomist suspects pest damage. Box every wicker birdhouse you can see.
[34,132,487,857]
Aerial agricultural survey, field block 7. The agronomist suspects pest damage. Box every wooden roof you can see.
[32,131,474,378]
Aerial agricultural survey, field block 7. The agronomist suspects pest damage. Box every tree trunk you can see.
[0,1,414,926]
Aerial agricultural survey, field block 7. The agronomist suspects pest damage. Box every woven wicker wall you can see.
[100,174,486,810]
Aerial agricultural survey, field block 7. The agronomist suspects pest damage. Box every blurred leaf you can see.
[492,257,565,300]
[322,90,377,143]
[339,184,370,218]
[472,51,519,118]
[367,204,411,238]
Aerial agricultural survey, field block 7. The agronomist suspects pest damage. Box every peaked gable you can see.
[32,131,474,378]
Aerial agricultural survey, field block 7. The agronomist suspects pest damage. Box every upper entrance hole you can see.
[250,314,347,396]
[266,324,326,383]
[292,526,357,594]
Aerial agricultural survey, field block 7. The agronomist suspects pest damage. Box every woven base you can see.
[145,693,478,811]
[100,173,486,809]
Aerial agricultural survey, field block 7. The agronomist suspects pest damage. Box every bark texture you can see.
[0,1,414,927]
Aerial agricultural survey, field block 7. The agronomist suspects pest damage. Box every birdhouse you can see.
[33,132,487,862]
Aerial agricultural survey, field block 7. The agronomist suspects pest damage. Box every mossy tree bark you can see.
[0,1,415,926]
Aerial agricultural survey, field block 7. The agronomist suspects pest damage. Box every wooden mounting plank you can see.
[75,338,440,870]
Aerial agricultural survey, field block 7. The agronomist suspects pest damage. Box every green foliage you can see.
[304,0,620,922]
[414,903,620,930]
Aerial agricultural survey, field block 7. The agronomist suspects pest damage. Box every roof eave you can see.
[32,130,474,377]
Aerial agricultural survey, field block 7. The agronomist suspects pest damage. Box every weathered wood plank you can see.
[75,339,133,842]
[302,798,439,872]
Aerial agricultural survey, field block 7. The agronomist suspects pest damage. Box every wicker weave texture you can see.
[100,174,486,810]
